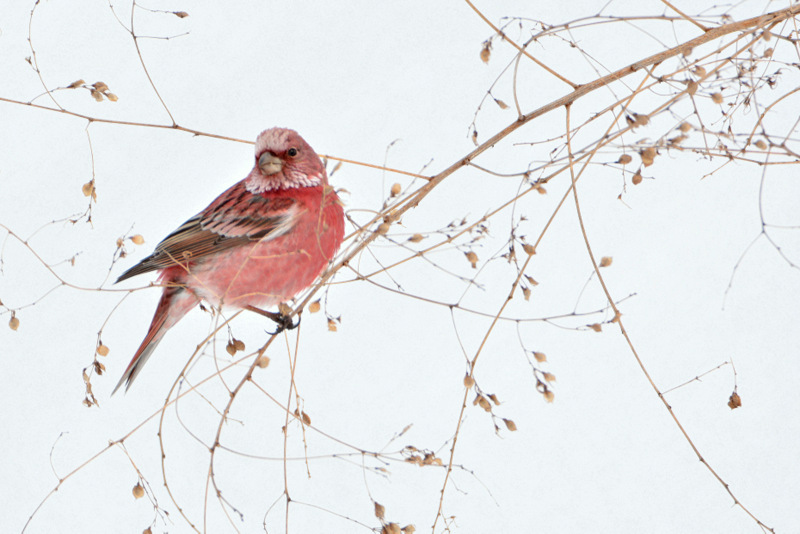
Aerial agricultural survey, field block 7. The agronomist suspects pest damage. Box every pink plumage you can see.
[113,128,344,393]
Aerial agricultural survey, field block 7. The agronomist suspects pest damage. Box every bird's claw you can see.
[265,312,300,335]
[245,304,300,335]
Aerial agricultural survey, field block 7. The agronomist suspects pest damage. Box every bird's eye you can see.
[287,147,299,157]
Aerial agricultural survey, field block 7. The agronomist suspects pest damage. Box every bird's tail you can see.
[112,285,197,394]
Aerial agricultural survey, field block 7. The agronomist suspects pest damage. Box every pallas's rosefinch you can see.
[113,128,344,393]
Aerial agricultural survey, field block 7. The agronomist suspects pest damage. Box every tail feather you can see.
[113,286,197,394]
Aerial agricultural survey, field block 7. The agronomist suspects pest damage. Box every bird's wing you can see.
[116,186,297,283]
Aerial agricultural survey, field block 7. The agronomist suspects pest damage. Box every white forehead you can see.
[254,128,295,155]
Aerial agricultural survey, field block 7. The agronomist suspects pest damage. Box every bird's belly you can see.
[183,237,330,309]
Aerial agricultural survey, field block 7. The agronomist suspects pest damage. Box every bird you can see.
[112,127,345,393]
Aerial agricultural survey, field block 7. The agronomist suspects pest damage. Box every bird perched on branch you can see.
[113,128,345,393]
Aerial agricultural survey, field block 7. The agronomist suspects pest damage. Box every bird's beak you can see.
[258,151,283,176]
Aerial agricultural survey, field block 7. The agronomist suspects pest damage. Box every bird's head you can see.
[246,128,327,193]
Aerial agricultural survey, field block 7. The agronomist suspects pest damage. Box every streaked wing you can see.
[117,188,296,283]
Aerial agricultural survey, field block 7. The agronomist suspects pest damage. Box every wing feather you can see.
[116,186,296,283]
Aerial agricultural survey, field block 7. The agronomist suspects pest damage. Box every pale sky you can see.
[2,1,799,533]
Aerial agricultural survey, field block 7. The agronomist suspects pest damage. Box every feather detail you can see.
[112,285,198,393]
[116,184,297,283]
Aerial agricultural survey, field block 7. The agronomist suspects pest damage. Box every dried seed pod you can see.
[599,256,612,267]
[374,502,386,520]
[618,154,632,165]
[668,135,687,146]
[543,390,555,403]
[82,181,95,197]
[686,80,699,96]
[225,341,236,356]
[533,351,547,363]
[543,372,556,382]
[390,183,402,197]
[679,122,692,133]
[463,374,475,388]
[132,483,144,499]
[503,418,517,431]
[465,251,478,268]
[480,40,491,63]
[256,355,271,368]
[9,316,19,331]
[495,99,509,109]
[130,234,145,245]
[408,233,424,243]
[632,171,643,185]
[728,391,742,409]
[590,323,603,332]
[96,344,110,356]
[641,147,656,167]
[754,139,767,150]
[308,300,321,313]
[522,243,536,255]
[233,339,245,352]
[522,287,531,301]
[632,113,650,127]
[711,92,723,104]
[377,222,391,235]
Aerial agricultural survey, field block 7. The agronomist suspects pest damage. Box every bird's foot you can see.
[246,305,300,335]
[265,311,300,335]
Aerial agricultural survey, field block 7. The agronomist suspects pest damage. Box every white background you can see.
[2,1,799,533]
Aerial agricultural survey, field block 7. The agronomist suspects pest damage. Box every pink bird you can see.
[113,128,345,393]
